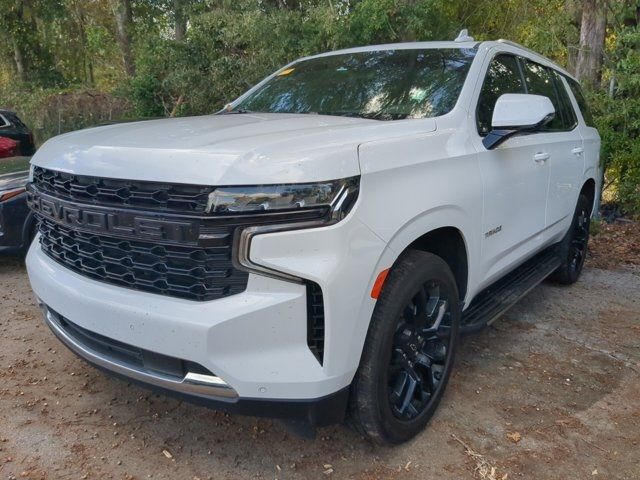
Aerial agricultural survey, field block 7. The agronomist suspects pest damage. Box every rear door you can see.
[565,76,601,210]
[519,60,584,243]
[473,53,549,285]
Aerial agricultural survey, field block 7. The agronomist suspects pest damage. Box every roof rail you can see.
[495,39,574,79]
[496,39,541,57]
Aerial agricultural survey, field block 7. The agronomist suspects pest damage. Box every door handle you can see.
[571,147,584,155]
[533,152,550,163]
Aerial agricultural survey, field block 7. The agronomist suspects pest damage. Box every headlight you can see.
[207,176,359,224]
[230,176,360,283]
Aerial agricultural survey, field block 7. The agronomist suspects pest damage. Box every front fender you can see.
[365,205,478,306]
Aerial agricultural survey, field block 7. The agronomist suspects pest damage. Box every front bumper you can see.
[42,304,238,400]
[39,302,349,426]
[27,211,387,407]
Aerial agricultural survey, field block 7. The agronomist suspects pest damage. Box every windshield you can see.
[234,48,476,120]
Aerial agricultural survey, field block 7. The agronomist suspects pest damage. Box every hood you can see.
[30,113,436,185]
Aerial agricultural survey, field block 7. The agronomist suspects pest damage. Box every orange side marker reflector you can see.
[371,268,390,299]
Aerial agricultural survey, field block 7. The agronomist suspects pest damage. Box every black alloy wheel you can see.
[388,281,453,420]
[569,205,589,276]
[551,194,591,285]
[349,250,460,444]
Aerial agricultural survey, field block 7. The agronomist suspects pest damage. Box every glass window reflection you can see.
[235,48,477,121]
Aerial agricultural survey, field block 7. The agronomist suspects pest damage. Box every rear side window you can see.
[565,77,595,127]
[521,61,563,131]
[476,54,525,135]
[522,60,577,132]
[552,72,578,130]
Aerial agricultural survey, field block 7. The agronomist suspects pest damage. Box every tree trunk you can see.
[174,0,187,41]
[75,4,90,84]
[113,0,136,77]
[11,0,27,81]
[575,0,607,87]
[13,40,26,81]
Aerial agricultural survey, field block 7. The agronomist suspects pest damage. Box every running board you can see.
[460,247,561,334]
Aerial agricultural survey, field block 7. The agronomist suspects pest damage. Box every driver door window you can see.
[476,54,525,135]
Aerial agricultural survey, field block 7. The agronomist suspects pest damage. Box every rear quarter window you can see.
[552,71,578,130]
[565,77,595,127]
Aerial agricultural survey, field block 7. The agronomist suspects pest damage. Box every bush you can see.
[0,85,132,146]
[129,7,317,118]
[591,25,640,215]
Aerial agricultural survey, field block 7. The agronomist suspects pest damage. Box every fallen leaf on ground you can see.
[451,434,509,480]
[507,432,522,444]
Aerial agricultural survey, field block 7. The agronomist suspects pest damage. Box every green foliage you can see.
[0,84,131,145]
[592,23,640,214]
[129,4,344,117]
[346,0,456,44]
[0,0,67,87]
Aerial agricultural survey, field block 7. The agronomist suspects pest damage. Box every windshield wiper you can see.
[219,108,254,114]
[319,111,386,120]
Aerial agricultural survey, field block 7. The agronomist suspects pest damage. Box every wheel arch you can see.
[378,211,474,304]
[580,177,597,216]
[351,208,477,383]
[405,227,469,301]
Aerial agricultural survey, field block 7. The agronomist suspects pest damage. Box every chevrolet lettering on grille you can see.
[27,185,200,245]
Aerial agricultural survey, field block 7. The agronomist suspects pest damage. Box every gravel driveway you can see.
[1,254,639,479]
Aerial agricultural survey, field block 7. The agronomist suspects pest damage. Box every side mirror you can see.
[483,94,555,149]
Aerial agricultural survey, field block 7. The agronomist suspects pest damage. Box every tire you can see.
[21,218,38,256]
[550,194,591,285]
[349,250,461,444]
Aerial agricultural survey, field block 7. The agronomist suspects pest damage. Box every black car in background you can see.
[0,109,36,157]
[0,157,35,254]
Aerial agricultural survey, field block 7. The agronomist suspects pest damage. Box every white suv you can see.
[26,36,600,444]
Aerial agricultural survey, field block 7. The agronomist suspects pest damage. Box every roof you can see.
[298,39,575,82]
[482,39,575,80]
[302,41,479,61]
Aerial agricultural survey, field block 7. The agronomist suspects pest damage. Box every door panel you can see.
[544,131,584,242]
[564,76,602,221]
[531,72,585,241]
[472,51,549,287]
[478,134,549,282]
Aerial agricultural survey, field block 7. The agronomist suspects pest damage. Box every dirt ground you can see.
[1,224,639,480]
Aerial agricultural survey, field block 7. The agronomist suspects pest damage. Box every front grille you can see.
[30,167,327,301]
[32,166,215,214]
[306,282,325,364]
[38,217,247,301]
